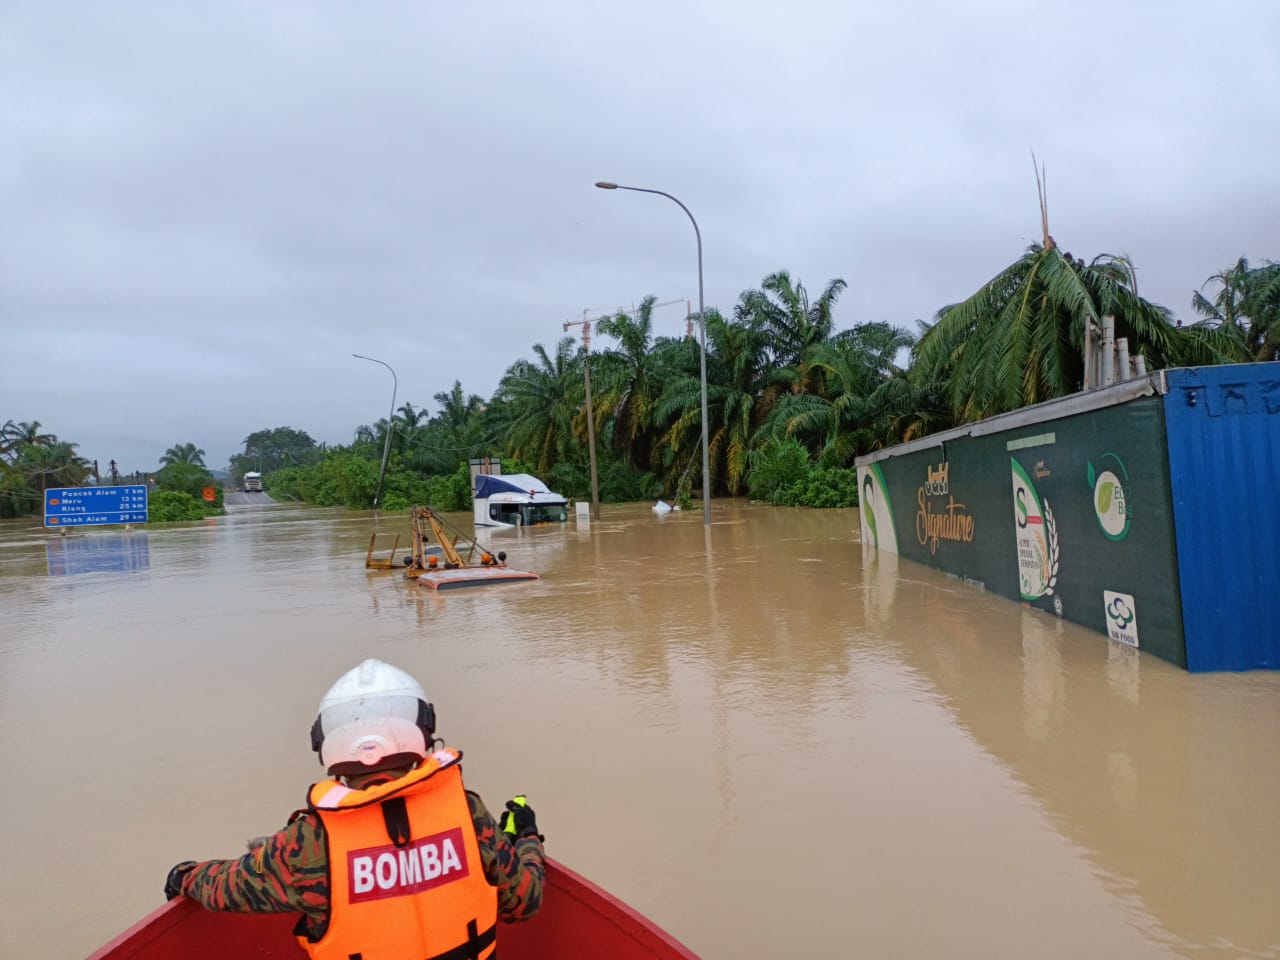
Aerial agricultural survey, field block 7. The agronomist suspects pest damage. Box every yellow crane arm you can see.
[413,506,465,568]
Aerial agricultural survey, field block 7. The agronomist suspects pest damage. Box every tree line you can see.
[5,245,1275,520]
[254,248,1277,513]
[0,427,225,522]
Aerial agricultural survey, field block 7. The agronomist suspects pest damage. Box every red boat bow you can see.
[87,858,700,960]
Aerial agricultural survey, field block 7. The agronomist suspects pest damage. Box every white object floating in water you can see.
[652,500,672,515]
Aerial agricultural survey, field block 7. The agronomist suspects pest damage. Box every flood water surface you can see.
[1,501,1277,958]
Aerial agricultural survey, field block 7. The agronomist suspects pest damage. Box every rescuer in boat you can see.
[162,658,545,959]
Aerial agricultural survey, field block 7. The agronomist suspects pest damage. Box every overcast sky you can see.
[3,1,1278,472]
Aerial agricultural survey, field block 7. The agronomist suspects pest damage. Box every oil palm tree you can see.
[387,403,427,457]
[871,319,956,444]
[397,402,426,428]
[494,337,584,475]
[431,383,484,444]
[914,239,1181,421]
[595,295,686,473]
[914,164,1250,421]
[0,421,19,462]
[655,311,787,496]
[734,271,847,393]
[398,385,486,475]
[1,420,55,460]
[1194,258,1280,361]
[762,322,916,464]
[18,441,90,494]
[160,442,206,467]
[1193,258,1250,328]
[1241,260,1280,361]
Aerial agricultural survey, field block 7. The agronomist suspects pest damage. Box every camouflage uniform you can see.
[177,774,544,942]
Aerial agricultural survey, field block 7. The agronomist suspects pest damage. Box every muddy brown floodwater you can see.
[1,501,1277,959]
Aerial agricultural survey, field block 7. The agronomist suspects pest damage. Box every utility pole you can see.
[564,310,601,521]
[110,460,119,485]
[563,298,690,522]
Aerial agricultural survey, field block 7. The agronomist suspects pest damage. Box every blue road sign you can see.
[44,485,149,527]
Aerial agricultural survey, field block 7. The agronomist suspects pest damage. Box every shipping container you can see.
[856,363,1279,672]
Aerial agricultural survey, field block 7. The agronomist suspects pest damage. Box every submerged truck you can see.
[241,471,263,492]
[468,457,567,527]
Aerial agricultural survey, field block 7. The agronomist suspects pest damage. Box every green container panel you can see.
[858,389,1187,667]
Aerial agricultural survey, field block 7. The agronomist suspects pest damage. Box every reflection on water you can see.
[46,532,151,577]
[0,502,1276,959]
[1020,610,1066,742]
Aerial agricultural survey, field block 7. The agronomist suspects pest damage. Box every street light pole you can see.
[595,181,710,525]
[352,353,397,509]
[564,311,602,521]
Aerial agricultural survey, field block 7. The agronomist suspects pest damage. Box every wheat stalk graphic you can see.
[1044,500,1060,594]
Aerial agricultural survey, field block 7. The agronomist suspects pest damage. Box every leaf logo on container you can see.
[1087,454,1131,541]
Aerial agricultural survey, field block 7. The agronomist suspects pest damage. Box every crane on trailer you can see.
[365,505,539,590]
[366,506,491,576]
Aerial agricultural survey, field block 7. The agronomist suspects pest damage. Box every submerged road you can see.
[222,490,276,506]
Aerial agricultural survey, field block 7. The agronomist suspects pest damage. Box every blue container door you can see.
[1164,365,1280,671]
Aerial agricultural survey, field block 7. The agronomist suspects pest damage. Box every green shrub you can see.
[747,438,811,501]
[600,460,663,503]
[774,466,860,508]
[383,462,435,509]
[427,462,472,512]
[148,490,217,523]
[153,463,223,513]
[265,466,309,502]
[154,462,223,509]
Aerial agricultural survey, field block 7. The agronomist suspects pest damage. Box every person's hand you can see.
[164,861,197,900]
[500,795,543,842]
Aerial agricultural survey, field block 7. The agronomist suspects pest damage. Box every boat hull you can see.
[86,858,698,960]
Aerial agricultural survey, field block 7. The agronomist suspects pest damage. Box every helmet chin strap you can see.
[417,699,436,742]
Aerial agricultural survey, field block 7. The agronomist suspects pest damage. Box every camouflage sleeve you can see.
[179,810,330,933]
[467,790,545,923]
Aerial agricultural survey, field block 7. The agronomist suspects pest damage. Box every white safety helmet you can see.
[310,659,436,775]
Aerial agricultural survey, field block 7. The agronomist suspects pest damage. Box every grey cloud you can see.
[3,0,1277,470]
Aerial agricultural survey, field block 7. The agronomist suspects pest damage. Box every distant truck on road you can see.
[242,471,263,492]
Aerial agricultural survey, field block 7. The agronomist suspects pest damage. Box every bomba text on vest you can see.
[347,826,471,902]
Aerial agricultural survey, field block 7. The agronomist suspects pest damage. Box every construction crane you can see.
[574,299,694,337]
[561,297,694,523]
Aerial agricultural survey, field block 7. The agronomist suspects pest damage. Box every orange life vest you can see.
[299,747,498,960]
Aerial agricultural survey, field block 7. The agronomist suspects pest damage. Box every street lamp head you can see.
[594,181,618,190]
[562,321,570,332]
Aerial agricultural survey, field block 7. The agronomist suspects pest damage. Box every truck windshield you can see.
[523,504,568,524]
